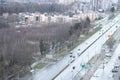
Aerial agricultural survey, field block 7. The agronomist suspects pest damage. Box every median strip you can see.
[52,18,120,80]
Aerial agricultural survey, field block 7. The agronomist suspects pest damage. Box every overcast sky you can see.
[112,0,118,3]
[59,0,118,3]
[8,0,119,3]
[80,0,118,3]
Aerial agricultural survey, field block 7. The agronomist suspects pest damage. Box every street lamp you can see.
[30,67,35,80]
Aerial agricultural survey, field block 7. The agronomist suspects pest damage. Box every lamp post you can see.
[30,67,35,80]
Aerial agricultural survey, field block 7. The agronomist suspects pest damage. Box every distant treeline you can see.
[0,2,69,14]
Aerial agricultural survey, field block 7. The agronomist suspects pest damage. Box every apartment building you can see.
[18,12,103,25]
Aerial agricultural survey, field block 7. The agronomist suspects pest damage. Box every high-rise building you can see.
[90,0,113,11]
[90,0,99,11]
[59,0,76,5]
[101,0,112,10]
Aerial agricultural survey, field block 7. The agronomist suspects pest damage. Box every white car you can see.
[105,53,112,57]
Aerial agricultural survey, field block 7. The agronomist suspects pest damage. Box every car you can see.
[119,76,120,80]
[114,65,119,69]
[104,59,109,63]
[114,63,119,69]
[70,55,72,58]
[70,52,72,54]
[118,56,120,60]
[73,56,75,59]
[98,9,104,13]
[105,53,112,57]
[112,68,118,73]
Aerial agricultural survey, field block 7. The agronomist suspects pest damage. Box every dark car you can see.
[112,68,118,73]
[118,56,120,60]
[114,65,119,69]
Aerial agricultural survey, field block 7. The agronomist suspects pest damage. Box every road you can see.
[54,15,120,80]
[33,14,120,80]
[77,23,120,80]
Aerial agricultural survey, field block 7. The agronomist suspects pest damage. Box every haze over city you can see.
[0,0,120,80]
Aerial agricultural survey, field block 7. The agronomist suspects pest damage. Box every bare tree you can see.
[0,27,35,79]
[0,3,69,14]
[0,17,9,29]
